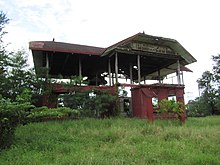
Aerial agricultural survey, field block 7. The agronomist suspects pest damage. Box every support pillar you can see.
[108,58,112,86]
[115,52,118,84]
[137,55,141,84]
[46,52,49,79]
[158,69,161,84]
[177,60,181,85]
[129,60,133,84]
[181,71,184,85]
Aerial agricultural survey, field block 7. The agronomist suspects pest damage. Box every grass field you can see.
[0,116,220,165]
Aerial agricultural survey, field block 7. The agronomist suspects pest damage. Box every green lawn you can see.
[1,116,220,165]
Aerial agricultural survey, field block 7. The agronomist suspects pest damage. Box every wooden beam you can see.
[137,55,141,84]
[177,60,181,85]
[108,58,112,86]
[158,69,161,84]
[181,71,184,85]
[129,59,133,84]
[115,48,180,60]
[115,52,118,84]
[112,74,114,85]
[46,52,49,79]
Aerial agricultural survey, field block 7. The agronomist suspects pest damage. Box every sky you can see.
[1,0,220,101]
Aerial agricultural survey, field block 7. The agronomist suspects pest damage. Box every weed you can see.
[0,116,220,164]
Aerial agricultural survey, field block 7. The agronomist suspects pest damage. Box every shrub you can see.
[60,89,118,118]
[186,96,213,117]
[158,99,185,119]
[0,98,34,150]
[28,107,80,122]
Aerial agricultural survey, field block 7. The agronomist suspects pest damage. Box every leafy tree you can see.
[0,11,50,102]
[190,54,220,116]
[212,54,220,90]
[2,50,33,100]
[0,11,10,98]
[0,11,9,41]
[187,97,212,117]
[0,11,49,150]
[197,71,216,114]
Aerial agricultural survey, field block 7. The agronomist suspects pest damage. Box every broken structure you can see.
[29,32,196,121]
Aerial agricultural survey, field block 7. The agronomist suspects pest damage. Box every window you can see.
[168,95,176,102]
[152,97,159,108]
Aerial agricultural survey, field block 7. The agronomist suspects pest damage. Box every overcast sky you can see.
[1,0,220,101]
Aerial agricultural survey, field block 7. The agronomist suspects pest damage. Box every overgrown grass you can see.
[0,116,220,164]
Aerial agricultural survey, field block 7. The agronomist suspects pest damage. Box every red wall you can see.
[131,84,185,122]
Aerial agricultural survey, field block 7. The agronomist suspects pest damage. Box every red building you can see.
[30,32,196,121]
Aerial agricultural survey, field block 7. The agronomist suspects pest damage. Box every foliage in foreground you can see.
[0,116,220,164]
[0,98,33,150]
[158,99,185,119]
[0,95,80,150]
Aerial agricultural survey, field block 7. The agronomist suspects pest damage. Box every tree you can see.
[0,11,10,98]
[212,54,220,114]
[4,50,34,100]
[193,54,220,115]
[0,11,9,41]
[0,11,9,72]
[212,54,220,91]
[197,71,216,114]
[0,11,47,102]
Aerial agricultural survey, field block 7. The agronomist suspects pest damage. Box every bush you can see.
[215,97,220,115]
[0,98,34,150]
[28,107,80,122]
[158,99,185,119]
[186,97,212,117]
[60,89,118,118]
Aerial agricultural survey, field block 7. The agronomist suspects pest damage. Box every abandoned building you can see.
[29,32,196,121]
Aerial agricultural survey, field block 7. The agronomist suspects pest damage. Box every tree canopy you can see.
[0,11,48,102]
[188,54,220,116]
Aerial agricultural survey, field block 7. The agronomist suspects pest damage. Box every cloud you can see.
[1,0,220,100]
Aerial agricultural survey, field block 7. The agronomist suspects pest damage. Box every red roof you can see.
[29,41,106,56]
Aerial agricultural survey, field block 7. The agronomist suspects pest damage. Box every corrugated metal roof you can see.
[102,32,197,65]
[29,41,106,55]
[29,32,196,80]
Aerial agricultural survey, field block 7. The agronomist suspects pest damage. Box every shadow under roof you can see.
[29,33,196,81]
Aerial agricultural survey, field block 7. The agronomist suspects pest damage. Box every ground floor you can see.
[35,83,186,122]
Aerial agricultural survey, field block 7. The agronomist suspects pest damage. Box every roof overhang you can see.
[29,41,105,55]
[100,33,196,81]
[29,33,196,81]
[102,33,196,64]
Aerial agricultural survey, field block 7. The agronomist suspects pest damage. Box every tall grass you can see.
[0,116,220,164]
